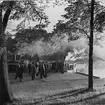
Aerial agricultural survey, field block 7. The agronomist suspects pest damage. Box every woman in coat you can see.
[31,61,36,80]
[15,63,24,82]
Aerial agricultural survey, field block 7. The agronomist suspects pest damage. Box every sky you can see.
[44,3,67,32]
[100,0,105,5]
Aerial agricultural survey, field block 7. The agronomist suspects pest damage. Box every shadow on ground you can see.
[22,88,87,105]
[21,87,105,105]
[48,89,105,105]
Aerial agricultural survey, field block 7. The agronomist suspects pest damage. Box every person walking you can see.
[15,62,20,80]
[19,63,24,82]
[56,61,60,73]
[28,61,31,74]
[39,61,46,79]
[31,61,36,80]
[44,61,48,78]
[15,62,24,82]
[35,61,39,76]
[60,61,64,74]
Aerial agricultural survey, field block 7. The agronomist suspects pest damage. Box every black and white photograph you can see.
[1,0,105,105]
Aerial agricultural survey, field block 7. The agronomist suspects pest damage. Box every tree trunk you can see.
[0,48,13,105]
[0,4,13,104]
[88,0,94,90]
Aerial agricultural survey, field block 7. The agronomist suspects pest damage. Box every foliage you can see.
[15,28,49,43]
[53,20,80,41]
[0,0,52,55]
[6,37,17,53]
[54,0,105,42]
[1,0,50,34]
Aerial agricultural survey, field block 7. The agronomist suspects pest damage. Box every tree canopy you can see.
[1,0,49,34]
[54,0,105,41]
[15,28,49,43]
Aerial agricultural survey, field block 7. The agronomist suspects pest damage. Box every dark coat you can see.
[31,64,36,79]
[16,64,24,79]
[39,63,46,78]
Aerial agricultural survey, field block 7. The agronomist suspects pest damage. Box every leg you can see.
[40,72,43,79]
[29,68,30,74]
[14,74,17,79]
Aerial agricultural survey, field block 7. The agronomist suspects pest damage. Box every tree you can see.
[0,0,49,104]
[15,28,48,43]
[53,20,79,41]
[88,0,94,90]
[0,1,15,104]
[7,37,17,53]
[54,0,105,90]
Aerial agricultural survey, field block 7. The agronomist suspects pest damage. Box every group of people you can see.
[28,61,48,80]
[51,61,64,73]
[14,60,65,82]
[15,60,48,82]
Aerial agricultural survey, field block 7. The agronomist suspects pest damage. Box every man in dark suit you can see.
[15,62,24,82]
[39,61,46,79]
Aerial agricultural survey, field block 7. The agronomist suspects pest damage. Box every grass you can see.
[5,86,105,105]
[26,87,105,105]
[7,66,105,105]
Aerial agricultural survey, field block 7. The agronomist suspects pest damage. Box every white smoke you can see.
[93,45,105,60]
[17,34,70,57]
[65,35,105,61]
[17,32,105,61]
